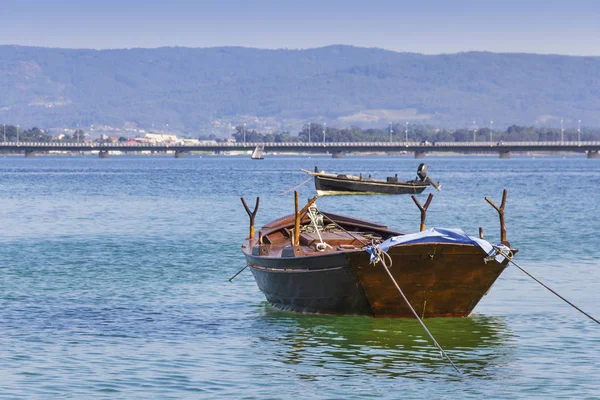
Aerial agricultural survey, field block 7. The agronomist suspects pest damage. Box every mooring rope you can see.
[228,265,248,282]
[371,247,462,374]
[278,177,312,196]
[307,207,332,251]
[492,245,600,325]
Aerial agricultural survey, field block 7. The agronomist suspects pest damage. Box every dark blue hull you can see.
[246,252,373,315]
[314,175,429,195]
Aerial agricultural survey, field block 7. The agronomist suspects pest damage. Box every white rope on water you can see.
[492,245,600,325]
[371,247,462,375]
[278,177,313,196]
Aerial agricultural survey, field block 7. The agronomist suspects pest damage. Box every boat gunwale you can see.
[243,240,510,260]
[247,262,348,273]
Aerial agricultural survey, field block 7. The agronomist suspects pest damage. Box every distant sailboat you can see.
[251,144,264,160]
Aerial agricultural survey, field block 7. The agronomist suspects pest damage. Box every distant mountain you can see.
[1,45,598,135]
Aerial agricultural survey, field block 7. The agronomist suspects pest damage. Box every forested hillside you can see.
[1,45,598,135]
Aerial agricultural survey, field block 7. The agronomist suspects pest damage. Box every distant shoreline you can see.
[0,151,589,158]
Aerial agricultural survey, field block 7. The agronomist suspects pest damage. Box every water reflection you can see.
[254,304,516,378]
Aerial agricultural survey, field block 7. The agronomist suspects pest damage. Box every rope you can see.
[228,265,248,282]
[493,245,600,325]
[370,247,393,267]
[307,207,332,251]
[278,177,312,196]
[371,247,462,374]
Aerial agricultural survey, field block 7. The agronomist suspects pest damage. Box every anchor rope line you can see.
[371,247,462,375]
[228,265,248,282]
[278,177,312,196]
[492,245,600,326]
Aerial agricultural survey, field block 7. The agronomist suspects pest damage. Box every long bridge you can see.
[1,141,599,158]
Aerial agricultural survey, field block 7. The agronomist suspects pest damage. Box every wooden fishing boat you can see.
[302,163,440,196]
[240,190,515,318]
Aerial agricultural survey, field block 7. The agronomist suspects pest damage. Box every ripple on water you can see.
[1,156,600,398]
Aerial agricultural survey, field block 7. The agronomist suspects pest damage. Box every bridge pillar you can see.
[174,151,186,158]
[24,150,36,158]
[99,150,109,158]
[332,151,344,159]
[414,151,426,159]
[499,151,510,159]
[588,150,600,159]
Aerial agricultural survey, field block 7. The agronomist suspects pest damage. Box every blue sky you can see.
[0,0,598,55]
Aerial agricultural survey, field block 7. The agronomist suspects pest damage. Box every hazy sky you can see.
[1,0,599,55]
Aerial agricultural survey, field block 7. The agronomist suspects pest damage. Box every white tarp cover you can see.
[366,227,509,262]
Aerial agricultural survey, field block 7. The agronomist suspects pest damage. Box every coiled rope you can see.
[307,207,332,251]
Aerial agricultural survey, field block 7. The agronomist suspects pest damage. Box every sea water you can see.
[0,155,599,399]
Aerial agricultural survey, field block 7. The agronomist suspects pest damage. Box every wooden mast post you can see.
[411,193,434,232]
[485,189,509,246]
[293,192,318,246]
[294,191,300,246]
[241,197,260,240]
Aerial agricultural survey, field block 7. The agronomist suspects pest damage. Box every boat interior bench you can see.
[299,231,364,248]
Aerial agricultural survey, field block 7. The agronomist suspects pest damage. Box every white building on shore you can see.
[143,133,180,143]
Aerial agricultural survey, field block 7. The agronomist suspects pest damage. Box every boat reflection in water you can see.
[256,306,515,377]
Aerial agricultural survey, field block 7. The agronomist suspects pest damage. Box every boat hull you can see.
[246,252,373,315]
[314,175,429,195]
[244,242,509,318]
[347,243,508,317]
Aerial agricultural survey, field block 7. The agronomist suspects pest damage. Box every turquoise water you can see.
[1,155,599,399]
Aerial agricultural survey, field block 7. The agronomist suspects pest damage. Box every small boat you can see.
[302,163,440,196]
[240,190,514,318]
[251,144,264,160]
